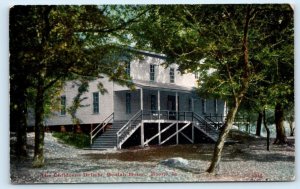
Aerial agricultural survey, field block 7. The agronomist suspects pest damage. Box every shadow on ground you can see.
[82,130,295,163]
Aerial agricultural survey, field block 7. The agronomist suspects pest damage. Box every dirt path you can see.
[10,131,295,183]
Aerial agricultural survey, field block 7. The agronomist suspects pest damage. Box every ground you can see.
[10,131,295,183]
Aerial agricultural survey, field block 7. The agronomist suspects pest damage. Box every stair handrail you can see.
[193,112,218,133]
[90,112,114,144]
[193,112,221,141]
[116,110,142,146]
[204,115,221,129]
[193,112,211,125]
[117,110,142,136]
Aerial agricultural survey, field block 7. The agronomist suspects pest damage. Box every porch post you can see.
[175,92,178,120]
[176,122,179,144]
[157,90,160,119]
[192,123,194,144]
[158,90,161,144]
[158,123,161,144]
[140,89,144,147]
[141,121,144,147]
[140,88,143,110]
[157,90,160,111]
[175,92,178,111]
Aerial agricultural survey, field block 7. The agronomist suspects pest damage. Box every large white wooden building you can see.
[45,50,227,149]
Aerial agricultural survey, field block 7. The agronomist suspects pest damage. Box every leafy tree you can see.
[130,4,293,173]
[9,5,143,166]
[249,6,294,144]
[238,5,294,142]
[238,89,272,150]
[10,6,38,157]
[131,4,255,173]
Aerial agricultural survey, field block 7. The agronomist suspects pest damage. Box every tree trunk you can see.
[33,85,45,167]
[263,109,270,151]
[256,111,263,136]
[273,103,287,144]
[31,7,53,168]
[206,100,240,173]
[16,103,28,157]
[13,89,28,157]
[206,6,253,173]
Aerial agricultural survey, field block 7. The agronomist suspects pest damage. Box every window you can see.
[214,99,218,114]
[151,95,157,110]
[202,99,206,114]
[150,64,155,81]
[126,93,131,114]
[60,95,66,115]
[93,92,99,114]
[125,61,130,77]
[170,68,175,83]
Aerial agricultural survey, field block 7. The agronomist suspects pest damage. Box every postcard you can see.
[9,4,295,184]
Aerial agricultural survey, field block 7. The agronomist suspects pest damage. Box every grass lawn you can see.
[52,132,90,148]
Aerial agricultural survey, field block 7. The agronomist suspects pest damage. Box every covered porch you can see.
[91,80,224,149]
[113,79,199,121]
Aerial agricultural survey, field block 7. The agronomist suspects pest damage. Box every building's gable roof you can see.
[125,47,167,60]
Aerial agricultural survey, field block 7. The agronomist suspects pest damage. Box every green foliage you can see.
[131,4,294,111]
[129,6,293,166]
[132,5,250,100]
[238,5,294,120]
[9,5,147,165]
[10,5,141,115]
[52,132,90,148]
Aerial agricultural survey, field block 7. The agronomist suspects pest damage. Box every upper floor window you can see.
[60,95,66,116]
[170,68,175,83]
[93,92,99,114]
[150,64,155,81]
[125,61,130,77]
[202,99,206,114]
[126,92,131,114]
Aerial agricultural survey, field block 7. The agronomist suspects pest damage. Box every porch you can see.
[114,88,198,121]
[113,79,226,122]
[90,80,225,150]
[90,109,220,150]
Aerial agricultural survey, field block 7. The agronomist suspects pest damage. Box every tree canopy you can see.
[10,5,145,166]
[129,4,294,172]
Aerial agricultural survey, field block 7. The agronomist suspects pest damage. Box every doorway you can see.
[167,95,177,120]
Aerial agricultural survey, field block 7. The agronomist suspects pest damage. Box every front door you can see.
[167,95,175,111]
[167,95,176,119]
[151,94,157,111]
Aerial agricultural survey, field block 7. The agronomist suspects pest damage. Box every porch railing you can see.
[204,114,225,122]
[141,110,194,121]
[90,112,114,145]
[204,114,250,129]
